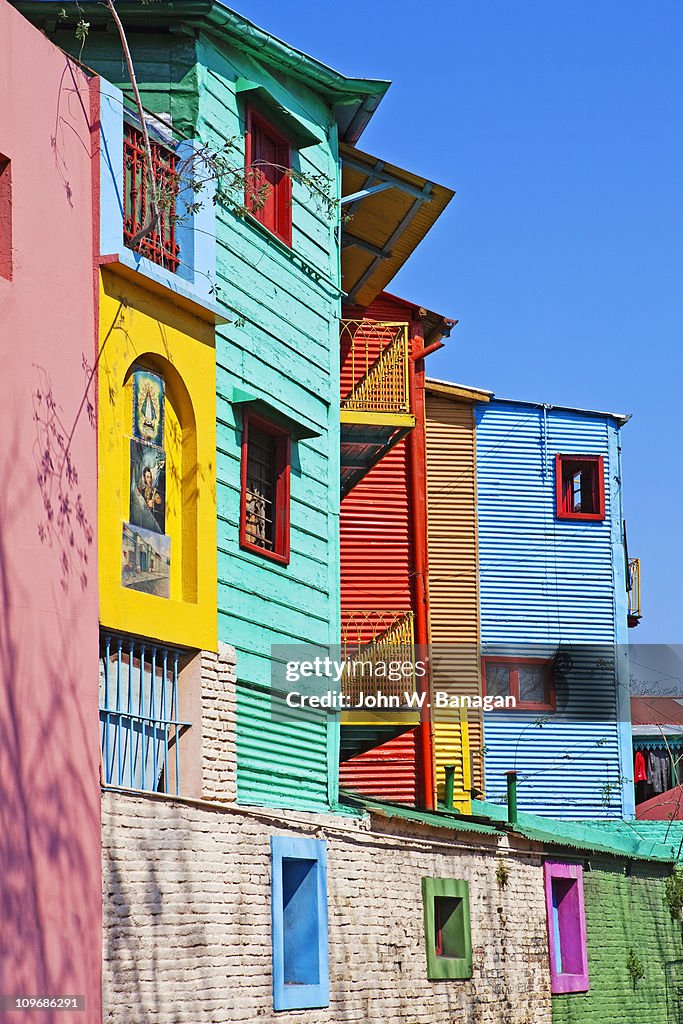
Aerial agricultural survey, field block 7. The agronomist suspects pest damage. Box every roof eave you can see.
[426,377,494,403]
[14,1,390,142]
[489,396,631,426]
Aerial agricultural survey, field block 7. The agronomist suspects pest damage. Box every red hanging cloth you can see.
[634,750,647,783]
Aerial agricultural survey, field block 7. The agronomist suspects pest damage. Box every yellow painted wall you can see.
[98,268,217,651]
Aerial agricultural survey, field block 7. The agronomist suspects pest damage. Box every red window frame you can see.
[244,107,292,247]
[555,454,605,522]
[481,656,556,711]
[240,411,291,565]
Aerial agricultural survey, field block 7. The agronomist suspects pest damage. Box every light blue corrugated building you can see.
[475,398,635,819]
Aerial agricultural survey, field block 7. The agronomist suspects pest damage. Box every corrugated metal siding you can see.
[341,440,413,616]
[339,729,418,805]
[476,402,628,819]
[339,297,419,803]
[425,394,483,796]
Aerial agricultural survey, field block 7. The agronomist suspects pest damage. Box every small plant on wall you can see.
[626,948,644,990]
[664,867,683,922]
[496,859,510,890]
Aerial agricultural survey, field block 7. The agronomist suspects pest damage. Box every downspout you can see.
[506,771,518,824]
[407,328,437,810]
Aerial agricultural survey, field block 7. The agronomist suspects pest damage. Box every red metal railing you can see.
[123,122,180,272]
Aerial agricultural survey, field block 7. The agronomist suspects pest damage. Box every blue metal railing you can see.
[99,632,191,795]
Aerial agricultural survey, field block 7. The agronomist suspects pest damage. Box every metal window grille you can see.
[246,425,276,551]
[99,632,190,795]
[123,122,180,273]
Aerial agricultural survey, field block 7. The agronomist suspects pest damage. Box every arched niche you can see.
[122,353,198,604]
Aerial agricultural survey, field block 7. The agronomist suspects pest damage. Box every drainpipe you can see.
[407,326,436,811]
[506,771,518,825]
[444,765,456,810]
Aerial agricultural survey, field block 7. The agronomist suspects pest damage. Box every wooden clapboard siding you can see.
[196,36,341,812]
[425,392,484,796]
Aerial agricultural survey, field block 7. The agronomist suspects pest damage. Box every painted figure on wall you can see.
[130,440,166,534]
[132,368,165,447]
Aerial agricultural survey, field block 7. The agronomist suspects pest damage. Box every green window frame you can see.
[422,877,472,980]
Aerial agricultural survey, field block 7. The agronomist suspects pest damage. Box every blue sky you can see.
[236,0,683,643]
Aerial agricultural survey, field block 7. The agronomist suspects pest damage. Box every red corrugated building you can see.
[339,293,470,809]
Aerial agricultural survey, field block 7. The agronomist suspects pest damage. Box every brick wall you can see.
[101,790,552,1024]
[199,642,238,803]
[552,857,683,1024]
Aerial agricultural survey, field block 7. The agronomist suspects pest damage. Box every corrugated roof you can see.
[340,793,683,861]
[582,816,683,850]
[630,696,683,727]
[341,144,454,307]
[426,377,494,403]
[340,793,503,837]
[381,292,457,346]
[471,799,680,862]
[489,396,631,426]
[635,788,683,822]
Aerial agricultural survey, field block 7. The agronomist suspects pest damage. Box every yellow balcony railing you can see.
[341,609,416,705]
[628,557,641,621]
[340,320,410,416]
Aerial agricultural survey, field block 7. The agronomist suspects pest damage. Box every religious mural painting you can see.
[129,439,166,534]
[132,368,165,446]
[122,368,171,596]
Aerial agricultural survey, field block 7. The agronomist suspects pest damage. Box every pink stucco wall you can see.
[0,2,101,1020]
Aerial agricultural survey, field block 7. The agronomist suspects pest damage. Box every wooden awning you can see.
[341,142,454,308]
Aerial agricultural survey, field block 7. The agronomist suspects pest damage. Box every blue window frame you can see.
[270,836,329,1011]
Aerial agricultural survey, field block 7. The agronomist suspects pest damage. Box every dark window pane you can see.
[518,664,547,704]
[434,896,466,960]
[486,663,511,698]
[246,426,276,550]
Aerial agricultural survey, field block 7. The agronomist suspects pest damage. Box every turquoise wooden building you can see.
[22,0,394,811]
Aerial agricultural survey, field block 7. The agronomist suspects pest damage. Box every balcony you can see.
[339,319,415,496]
[340,609,420,761]
[628,557,642,627]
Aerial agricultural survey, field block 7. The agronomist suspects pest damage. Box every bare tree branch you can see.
[103,0,161,243]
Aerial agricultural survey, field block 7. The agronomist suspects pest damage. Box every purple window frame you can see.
[544,861,589,995]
